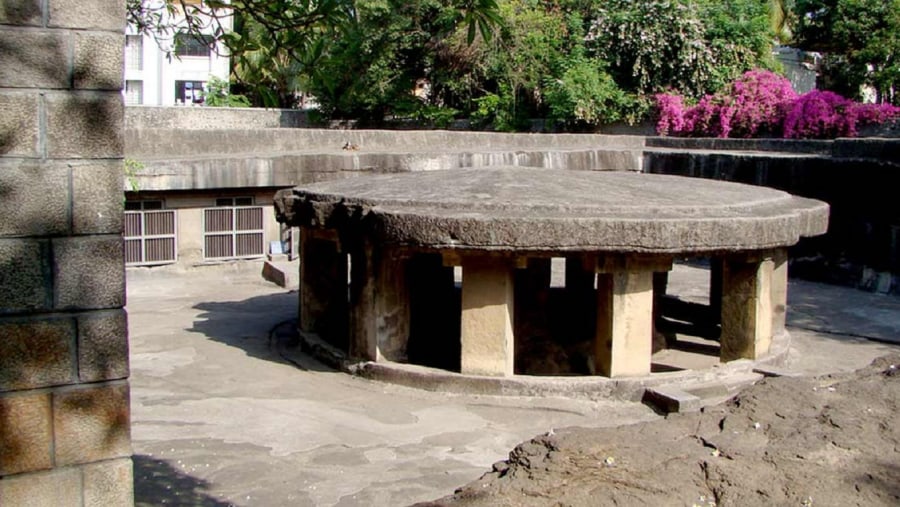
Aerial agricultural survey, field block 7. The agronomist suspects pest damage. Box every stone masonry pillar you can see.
[460,256,515,376]
[771,249,789,334]
[299,228,348,349]
[1,1,132,505]
[347,243,410,362]
[594,257,672,377]
[720,253,776,361]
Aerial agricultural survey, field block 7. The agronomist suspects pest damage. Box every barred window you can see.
[174,33,214,57]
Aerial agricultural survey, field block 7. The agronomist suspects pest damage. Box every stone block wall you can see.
[644,141,900,293]
[0,0,132,504]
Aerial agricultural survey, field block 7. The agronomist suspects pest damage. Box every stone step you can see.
[642,371,764,413]
[261,258,299,290]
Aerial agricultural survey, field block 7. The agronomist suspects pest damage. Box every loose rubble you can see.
[421,354,900,507]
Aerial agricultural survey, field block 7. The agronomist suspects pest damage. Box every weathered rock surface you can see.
[275,168,828,253]
[421,354,900,507]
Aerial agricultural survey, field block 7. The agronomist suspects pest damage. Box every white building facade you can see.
[124,0,231,106]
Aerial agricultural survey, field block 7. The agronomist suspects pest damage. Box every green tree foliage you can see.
[202,75,251,107]
[303,1,459,119]
[586,0,777,100]
[793,0,900,104]
[769,0,796,43]
[127,0,501,110]
[128,0,786,127]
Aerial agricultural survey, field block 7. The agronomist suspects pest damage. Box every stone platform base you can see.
[288,328,791,404]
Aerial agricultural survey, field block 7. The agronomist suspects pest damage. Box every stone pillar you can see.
[0,1,132,504]
[771,249,789,334]
[347,243,410,362]
[348,240,377,361]
[594,257,671,377]
[651,271,669,352]
[460,256,515,376]
[299,228,348,349]
[720,253,775,361]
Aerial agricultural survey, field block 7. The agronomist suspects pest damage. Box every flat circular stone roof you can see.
[276,167,828,253]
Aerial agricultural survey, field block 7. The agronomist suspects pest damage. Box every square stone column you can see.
[299,228,348,349]
[347,243,411,362]
[771,249,789,334]
[594,256,672,377]
[1,1,132,504]
[460,256,516,376]
[720,253,776,361]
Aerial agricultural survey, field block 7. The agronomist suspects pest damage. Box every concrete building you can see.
[124,0,231,106]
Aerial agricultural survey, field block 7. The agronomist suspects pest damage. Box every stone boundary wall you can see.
[125,129,647,191]
[126,105,311,130]
[124,106,659,135]
[125,118,900,292]
[126,128,646,160]
[647,136,900,161]
[646,137,833,155]
[1,1,131,504]
[644,140,900,293]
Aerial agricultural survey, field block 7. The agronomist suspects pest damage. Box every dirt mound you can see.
[421,354,900,507]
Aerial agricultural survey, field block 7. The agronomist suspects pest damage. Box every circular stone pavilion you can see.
[274,167,829,385]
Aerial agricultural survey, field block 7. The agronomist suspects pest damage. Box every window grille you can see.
[125,80,143,105]
[125,35,143,70]
[174,33,214,57]
[125,210,177,266]
[203,206,265,260]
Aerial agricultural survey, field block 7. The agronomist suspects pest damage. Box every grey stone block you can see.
[74,32,123,91]
[46,92,123,158]
[77,309,129,382]
[53,383,131,466]
[0,0,44,26]
[0,160,70,237]
[643,385,703,413]
[0,30,70,89]
[0,466,82,507]
[0,239,51,313]
[0,392,53,475]
[48,0,124,31]
[71,160,124,234]
[0,91,40,157]
[82,457,134,507]
[0,317,76,392]
[53,235,124,310]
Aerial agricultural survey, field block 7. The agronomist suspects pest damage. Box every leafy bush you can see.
[782,91,856,139]
[587,0,777,101]
[727,70,797,138]
[544,57,630,125]
[682,94,735,138]
[203,76,251,108]
[854,103,900,127]
[654,93,687,136]
[655,70,900,139]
